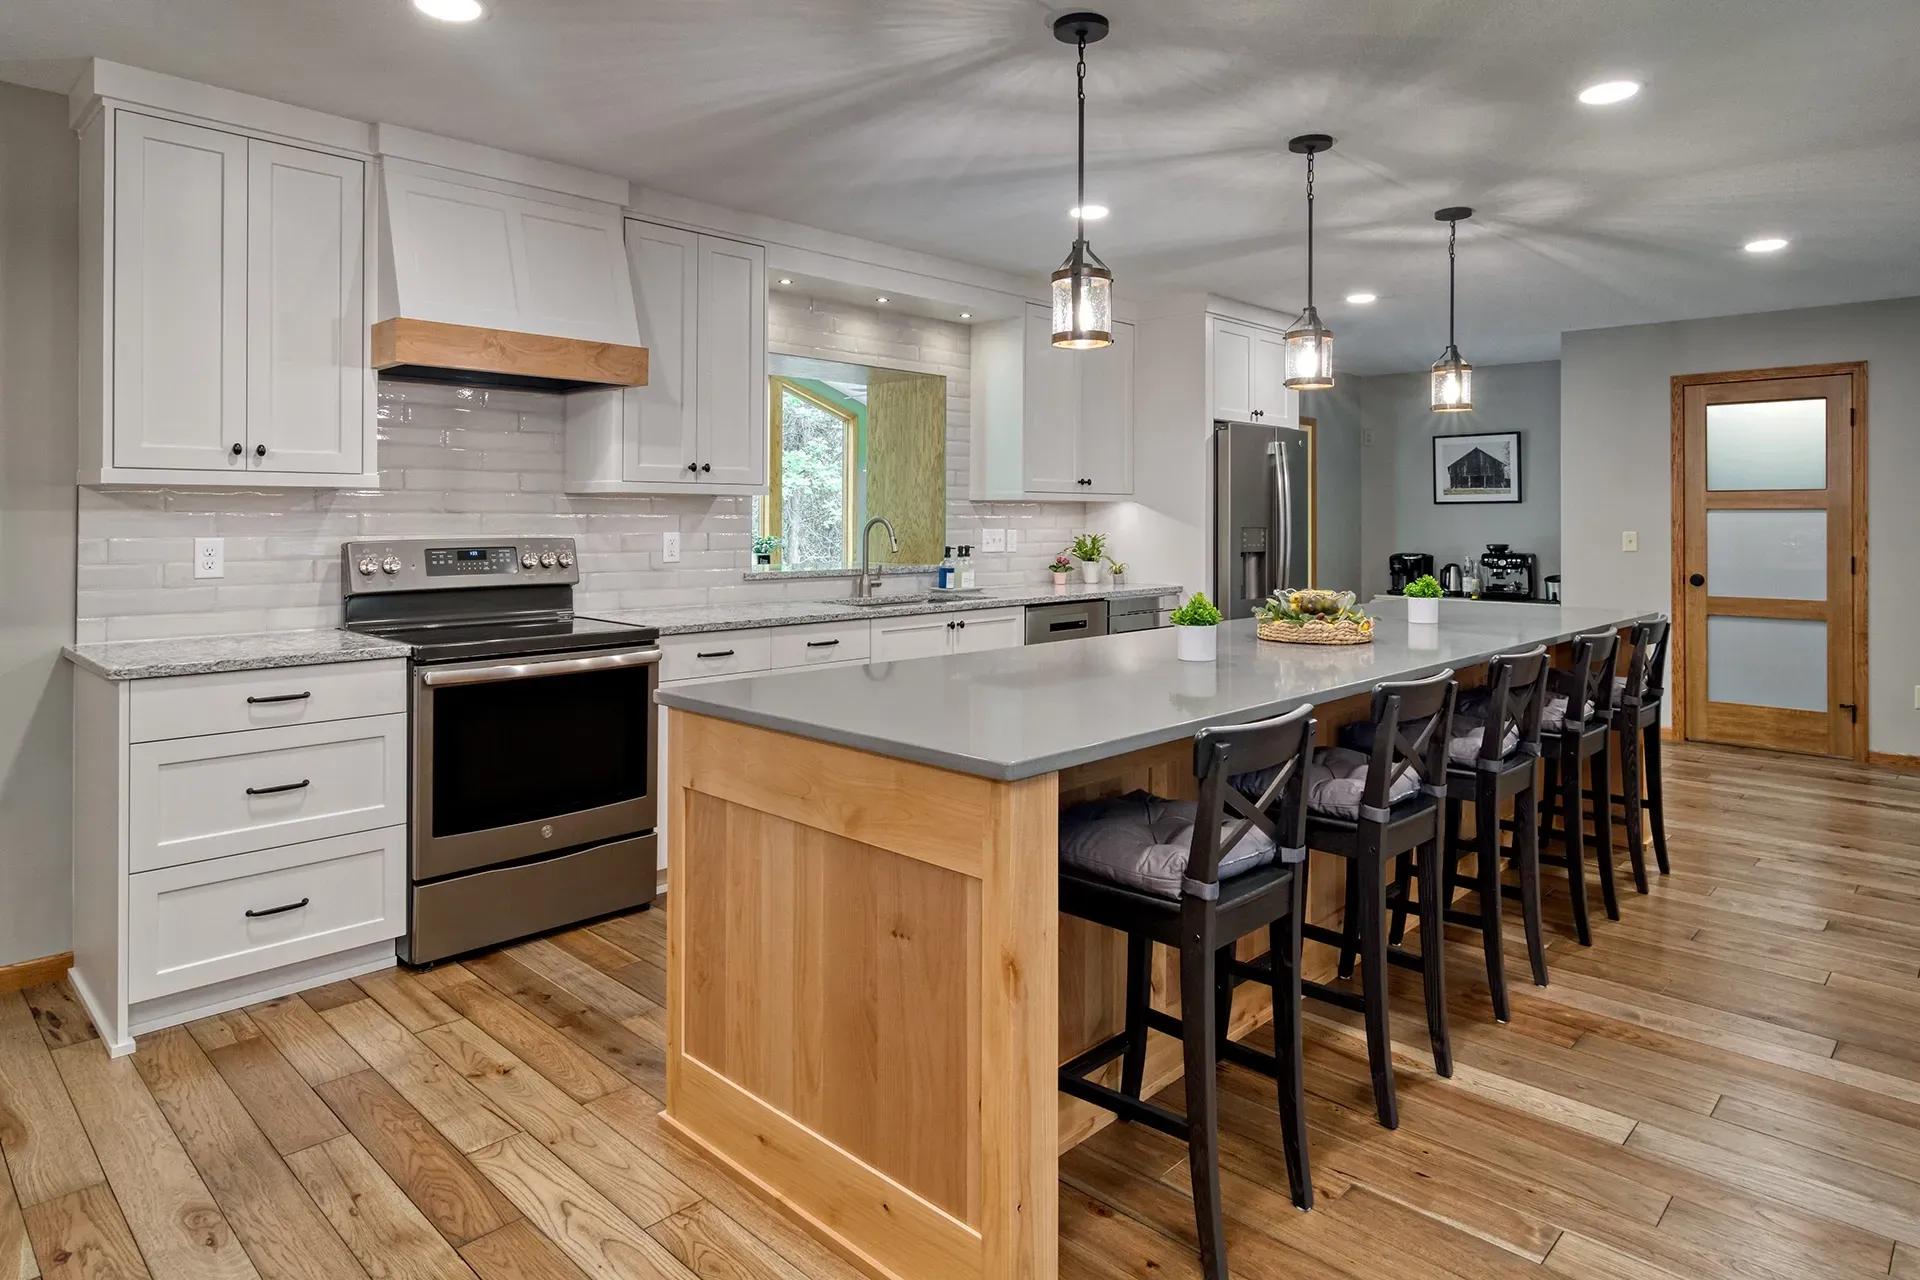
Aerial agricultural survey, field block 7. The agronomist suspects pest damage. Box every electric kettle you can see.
[1439,563,1464,594]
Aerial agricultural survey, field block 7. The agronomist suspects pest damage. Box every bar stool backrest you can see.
[1617,619,1670,709]
[1478,646,1551,765]
[1564,630,1620,730]
[1190,704,1316,894]
[1362,670,1457,816]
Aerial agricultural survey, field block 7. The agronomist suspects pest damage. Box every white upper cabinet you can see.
[1209,315,1297,427]
[565,219,767,494]
[84,107,375,486]
[970,302,1136,501]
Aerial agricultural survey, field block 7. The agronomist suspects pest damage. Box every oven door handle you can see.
[419,647,662,688]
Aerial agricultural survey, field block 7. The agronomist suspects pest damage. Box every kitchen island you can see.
[655,599,1656,1280]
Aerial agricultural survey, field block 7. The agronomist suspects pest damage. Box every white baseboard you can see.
[68,967,133,1059]
[116,941,398,1054]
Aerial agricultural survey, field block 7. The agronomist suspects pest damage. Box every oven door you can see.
[412,646,660,883]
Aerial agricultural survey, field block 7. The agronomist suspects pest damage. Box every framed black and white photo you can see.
[1432,432,1521,504]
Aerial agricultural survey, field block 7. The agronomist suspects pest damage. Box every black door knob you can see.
[1689,573,1705,587]
[255,444,267,457]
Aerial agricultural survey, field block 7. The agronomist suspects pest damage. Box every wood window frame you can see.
[764,376,860,568]
[1667,361,1869,757]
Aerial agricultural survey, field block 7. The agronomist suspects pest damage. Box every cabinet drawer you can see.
[660,630,772,683]
[131,660,407,742]
[129,826,404,1003]
[769,620,870,669]
[129,713,407,872]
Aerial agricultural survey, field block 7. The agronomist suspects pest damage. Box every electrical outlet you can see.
[661,531,681,564]
[980,528,1007,553]
[1006,528,1019,553]
[193,537,224,579]
[1621,530,1639,553]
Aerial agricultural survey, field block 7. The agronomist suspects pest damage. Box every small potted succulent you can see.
[752,534,782,566]
[1068,533,1109,585]
[1105,558,1128,585]
[1170,591,1224,662]
[1403,573,1443,624]
[1048,554,1075,586]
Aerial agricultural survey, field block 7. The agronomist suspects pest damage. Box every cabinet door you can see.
[1210,318,1254,423]
[870,615,955,663]
[112,112,248,472]
[1251,328,1298,427]
[623,220,701,483]
[1021,304,1081,493]
[695,235,767,487]
[246,140,367,475]
[1078,320,1134,496]
[951,608,1025,655]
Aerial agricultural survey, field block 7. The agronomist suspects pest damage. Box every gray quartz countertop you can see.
[656,598,1660,780]
[64,629,413,681]
[587,581,1179,635]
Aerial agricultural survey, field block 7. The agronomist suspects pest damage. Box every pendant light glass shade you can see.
[1052,14,1114,349]
[1431,207,1474,412]
[1284,135,1334,390]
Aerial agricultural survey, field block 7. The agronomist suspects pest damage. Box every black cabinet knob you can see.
[255,443,267,457]
[686,462,698,472]
[956,619,966,629]
[701,463,712,473]
[1688,573,1705,587]
[230,443,243,456]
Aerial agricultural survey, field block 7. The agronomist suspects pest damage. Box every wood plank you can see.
[460,954,667,1103]
[645,1203,806,1280]
[1895,1242,1920,1279]
[504,942,657,1026]
[1544,1231,1692,1280]
[130,1026,368,1280]
[312,1071,517,1251]
[371,319,647,390]
[187,1012,263,1054]
[0,993,105,1207]
[285,1136,475,1280]
[246,996,369,1088]
[0,957,72,998]
[52,1039,258,1280]
[300,983,371,1016]
[352,971,458,1036]
[465,1133,692,1280]
[547,928,641,976]
[206,1037,346,1157]
[21,1185,150,1280]
[424,983,626,1106]
[0,1145,40,1280]
[457,1223,588,1280]
[319,1000,517,1155]
[20,986,96,1052]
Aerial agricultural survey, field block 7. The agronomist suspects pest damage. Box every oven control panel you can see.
[342,538,580,593]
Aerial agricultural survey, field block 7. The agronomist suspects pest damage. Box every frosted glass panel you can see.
[1707,616,1827,711]
[1706,399,1826,490]
[1706,509,1826,600]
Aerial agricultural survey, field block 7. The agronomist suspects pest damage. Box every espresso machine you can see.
[1479,544,1539,601]
[1388,552,1434,594]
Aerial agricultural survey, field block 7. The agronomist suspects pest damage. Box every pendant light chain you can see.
[1447,216,1457,350]
[1304,149,1316,308]
[1075,33,1088,244]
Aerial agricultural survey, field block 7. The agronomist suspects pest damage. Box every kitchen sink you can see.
[844,593,930,607]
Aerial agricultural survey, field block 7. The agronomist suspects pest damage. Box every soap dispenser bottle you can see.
[938,547,955,590]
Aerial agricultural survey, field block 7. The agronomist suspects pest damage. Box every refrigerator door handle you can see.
[1270,440,1290,596]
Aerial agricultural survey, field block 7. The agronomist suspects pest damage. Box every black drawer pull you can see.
[1050,619,1089,632]
[695,649,735,659]
[245,779,311,797]
[246,691,312,705]
[805,639,841,649]
[245,897,309,919]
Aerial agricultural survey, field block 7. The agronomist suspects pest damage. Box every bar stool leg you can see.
[1269,911,1311,1210]
[1414,839,1454,1077]
[1619,724,1649,894]
[1440,798,1465,916]
[1515,780,1549,987]
[1475,780,1511,1023]
[1644,722,1671,875]
[1590,741,1620,922]
[1178,922,1228,1280]
[1120,932,1151,1101]
[1338,867,1361,980]
[1355,851,1399,1128]
[1388,853,1414,946]
[1559,750,1593,947]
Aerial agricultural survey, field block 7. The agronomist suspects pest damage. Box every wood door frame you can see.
[1668,361,1869,758]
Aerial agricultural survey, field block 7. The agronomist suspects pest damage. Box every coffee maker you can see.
[1388,552,1434,594]
[1480,544,1539,601]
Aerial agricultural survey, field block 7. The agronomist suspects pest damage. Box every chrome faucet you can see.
[856,517,898,599]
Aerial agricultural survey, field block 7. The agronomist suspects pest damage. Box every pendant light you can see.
[1431,207,1475,412]
[1283,134,1335,389]
[1050,13,1113,349]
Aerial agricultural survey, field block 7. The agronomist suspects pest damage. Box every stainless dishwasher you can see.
[1025,599,1108,644]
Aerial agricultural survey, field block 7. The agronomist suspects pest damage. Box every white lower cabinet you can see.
[951,607,1026,654]
[871,607,1026,661]
[70,659,409,1056]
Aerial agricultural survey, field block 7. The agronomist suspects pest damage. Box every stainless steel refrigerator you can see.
[1212,420,1312,620]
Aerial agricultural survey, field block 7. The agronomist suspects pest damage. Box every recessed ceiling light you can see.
[1578,80,1640,106]
[1069,204,1109,221]
[875,297,889,304]
[414,0,484,22]
[1345,292,1378,305]
[1744,237,1790,254]
[778,278,792,286]
[960,312,972,319]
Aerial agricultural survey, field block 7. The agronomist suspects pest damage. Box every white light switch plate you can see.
[661,532,682,564]
[1006,528,1019,553]
[193,537,224,579]
[980,528,1007,553]
[1621,531,1639,553]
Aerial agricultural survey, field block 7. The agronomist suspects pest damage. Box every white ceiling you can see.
[6,0,1919,373]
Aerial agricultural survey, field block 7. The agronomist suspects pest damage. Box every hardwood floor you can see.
[3,742,1918,1280]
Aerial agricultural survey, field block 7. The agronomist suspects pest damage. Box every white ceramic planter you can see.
[1078,560,1101,584]
[1406,595,1440,625]
[1176,624,1218,662]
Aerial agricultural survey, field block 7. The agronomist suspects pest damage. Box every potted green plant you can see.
[1403,573,1443,624]
[1068,533,1108,585]
[1048,554,1075,586]
[753,534,782,566]
[1105,558,1128,585]
[1170,591,1224,662]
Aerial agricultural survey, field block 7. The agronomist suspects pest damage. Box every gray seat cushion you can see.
[1059,791,1277,900]
[1541,693,1595,733]
[1449,688,1521,765]
[1306,747,1421,820]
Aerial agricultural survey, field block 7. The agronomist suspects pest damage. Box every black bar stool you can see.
[1537,629,1621,944]
[1608,619,1672,889]
[1056,704,1317,1280]
[1298,670,1456,1131]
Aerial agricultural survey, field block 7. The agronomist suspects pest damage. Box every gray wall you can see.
[0,82,77,966]
[1562,296,1920,755]
[1299,381,1362,593]
[1352,360,1562,599]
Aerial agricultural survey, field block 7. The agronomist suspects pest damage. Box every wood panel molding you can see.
[371,317,648,387]
[0,952,71,994]
[1866,750,1920,774]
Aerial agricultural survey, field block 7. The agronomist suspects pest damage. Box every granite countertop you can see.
[656,598,1661,780]
[588,581,1180,636]
[64,629,414,681]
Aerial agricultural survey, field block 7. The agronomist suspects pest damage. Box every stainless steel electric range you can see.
[342,537,660,965]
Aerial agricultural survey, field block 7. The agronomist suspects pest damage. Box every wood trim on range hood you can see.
[372,318,648,392]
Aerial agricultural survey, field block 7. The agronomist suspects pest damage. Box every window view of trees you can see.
[774,387,851,570]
